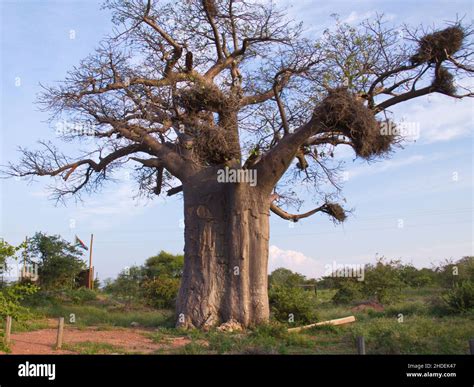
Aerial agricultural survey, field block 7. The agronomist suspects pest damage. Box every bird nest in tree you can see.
[202,0,218,17]
[178,84,225,113]
[410,25,465,64]
[313,88,395,159]
[432,66,456,94]
[324,203,347,222]
[193,124,235,165]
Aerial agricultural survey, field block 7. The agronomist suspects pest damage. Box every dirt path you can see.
[1,325,192,354]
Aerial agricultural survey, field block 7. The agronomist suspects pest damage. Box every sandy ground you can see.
[1,322,193,354]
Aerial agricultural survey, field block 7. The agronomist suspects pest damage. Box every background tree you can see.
[362,258,404,303]
[103,265,143,305]
[0,239,25,282]
[141,251,183,308]
[0,238,38,322]
[27,232,86,290]
[142,251,184,279]
[269,268,308,289]
[399,265,435,288]
[4,0,473,328]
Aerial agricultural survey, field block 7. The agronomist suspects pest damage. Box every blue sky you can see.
[0,0,472,282]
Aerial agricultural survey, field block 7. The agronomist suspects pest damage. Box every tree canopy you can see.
[27,232,86,290]
[4,0,472,222]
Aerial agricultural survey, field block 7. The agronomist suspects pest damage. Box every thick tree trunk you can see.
[176,168,270,329]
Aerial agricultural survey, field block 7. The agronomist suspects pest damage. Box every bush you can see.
[27,232,86,290]
[103,266,143,304]
[269,268,307,288]
[441,281,474,313]
[328,258,404,304]
[143,251,184,279]
[332,280,362,304]
[63,288,97,304]
[141,277,180,308]
[350,316,473,354]
[435,257,474,288]
[103,251,184,308]
[362,259,404,304]
[0,283,38,320]
[400,266,435,287]
[269,286,318,324]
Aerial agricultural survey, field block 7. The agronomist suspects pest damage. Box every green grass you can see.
[349,315,474,354]
[0,332,11,353]
[11,319,51,333]
[62,341,127,354]
[17,287,474,355]
[30,303,174,329]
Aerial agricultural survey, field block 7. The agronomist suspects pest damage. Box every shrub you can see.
[435,256,474,288]
[399,265,435,287]
[441,281,474,313]
[350,316,473,354]
[103,266,143,304]
[329,258,404,304]
[0,283,38,320]
[332,280,363,304]
[362,259,404,303]
[269,268,307,288]
[251,322,289,339]
[143,251,184,279]
[269,285,318,324]
[64,288,97,304]
[27,232,86,290]
[141,277,180,308]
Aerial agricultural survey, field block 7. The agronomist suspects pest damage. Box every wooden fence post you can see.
[56,317,64,349]
[4,316,12,345]
[356,336,366,355]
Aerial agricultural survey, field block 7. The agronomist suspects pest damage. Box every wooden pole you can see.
[288,316,356,333]
[56,317,64,349]
[469,339,474,355]
[4,316,12,345]
[357,336,366,355]
[88,234,94,289]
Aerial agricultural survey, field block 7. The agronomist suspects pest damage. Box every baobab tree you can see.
[5,0,473,329]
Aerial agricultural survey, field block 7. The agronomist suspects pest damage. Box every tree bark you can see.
[176,168,271,329]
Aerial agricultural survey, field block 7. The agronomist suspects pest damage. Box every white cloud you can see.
[393,94,473,144]
[70,180,162,230]
[346,154,425,180]
[269,245,324,279]
[343,11,396,24]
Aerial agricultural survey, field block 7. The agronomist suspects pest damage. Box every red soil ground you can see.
[1,321,192,355]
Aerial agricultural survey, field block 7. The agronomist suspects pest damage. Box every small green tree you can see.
[269,268,308,289]
[141,277,181,308]
[269,286,318,324]
[436,257,474,288]
[104,266,143,305]
[0,283,38,320]
[27,232,86,290]
[399,265,435,288]
[141,251,183,308]
[436,257,474,313]
[0,239,25,279]
[332,279,363,304]
[143,251,184,279]
[0,238,38,321]
[361,259,404,303]
[442,281,474,313]
[331,258,404,304]
[268,268,318,324]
